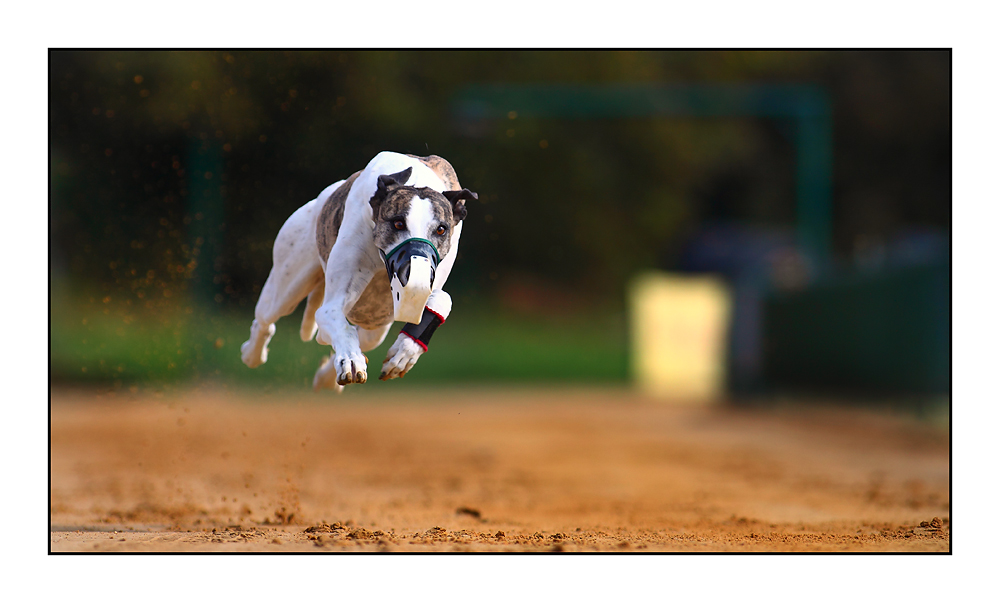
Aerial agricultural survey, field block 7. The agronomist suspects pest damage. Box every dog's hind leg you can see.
[241,200,324,368]
[357,323,393,353]
[242,262,322,368]
[312,353,345,393]
[299,280,325,342]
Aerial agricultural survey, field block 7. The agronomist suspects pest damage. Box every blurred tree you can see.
[50,50,949,311]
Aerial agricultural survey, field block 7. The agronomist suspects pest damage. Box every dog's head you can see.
[369,167,476,323]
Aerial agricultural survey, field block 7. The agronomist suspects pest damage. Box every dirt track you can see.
[50,385,949,552]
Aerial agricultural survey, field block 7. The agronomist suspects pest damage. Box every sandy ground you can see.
[49,385,949,553]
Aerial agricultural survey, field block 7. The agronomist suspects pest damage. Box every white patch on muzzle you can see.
[391,255,433,324]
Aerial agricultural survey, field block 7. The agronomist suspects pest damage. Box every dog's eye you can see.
[393,220,406,231]
[435,224,448,236]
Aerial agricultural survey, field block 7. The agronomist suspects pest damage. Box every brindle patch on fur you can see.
[428,191,456,228]
[316,170,361,263]
[407,154,460,191]
[407,155,471,226]
[372,187,456,257]
[346,272,393,329]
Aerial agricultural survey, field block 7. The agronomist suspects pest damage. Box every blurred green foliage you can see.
[50,50,949,302]
[50,280,628,388]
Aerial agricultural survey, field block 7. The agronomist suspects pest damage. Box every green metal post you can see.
[187,139,225,305]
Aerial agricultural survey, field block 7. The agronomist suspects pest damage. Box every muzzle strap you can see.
[384,237,440,264]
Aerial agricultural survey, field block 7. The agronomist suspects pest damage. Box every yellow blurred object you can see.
[629,272,731,402]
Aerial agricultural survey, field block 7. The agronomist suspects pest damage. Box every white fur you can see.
[240,152,462,390]
[240,195,327,368]
[406,195,436,237]
[433,220,462,290]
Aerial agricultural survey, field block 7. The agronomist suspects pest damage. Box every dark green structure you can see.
[454,83,833,265]
[763,262,949,394]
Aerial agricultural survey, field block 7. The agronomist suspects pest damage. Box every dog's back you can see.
[315,171,361,264]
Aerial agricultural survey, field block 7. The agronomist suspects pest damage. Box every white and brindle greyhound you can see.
[240,151,477,391]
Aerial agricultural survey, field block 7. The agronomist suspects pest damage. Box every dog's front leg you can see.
[314,292,370,386]
[381,223,461,381]
[381,289,452,380]
[315,312,367,386]
[313,245,381,388]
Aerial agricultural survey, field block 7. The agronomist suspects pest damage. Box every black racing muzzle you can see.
[379,238,440,286]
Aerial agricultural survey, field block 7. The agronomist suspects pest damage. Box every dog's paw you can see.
[330,349,368,386]
[241,321,276,368]
[380,334,424,380]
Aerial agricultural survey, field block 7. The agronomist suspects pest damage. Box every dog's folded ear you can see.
[370,167,413,215]
[442,188,477,223]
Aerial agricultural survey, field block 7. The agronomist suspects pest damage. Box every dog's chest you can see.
[346,271,394,329]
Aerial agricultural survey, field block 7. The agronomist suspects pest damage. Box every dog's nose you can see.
[384,238,439,286]
[397,256,436,289]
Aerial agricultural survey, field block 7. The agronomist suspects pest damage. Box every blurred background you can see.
[49,50,950,410]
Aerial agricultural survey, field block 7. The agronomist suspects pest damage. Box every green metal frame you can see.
[453,83,833,264]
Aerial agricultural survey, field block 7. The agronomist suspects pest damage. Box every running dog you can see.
[240,151,476,391]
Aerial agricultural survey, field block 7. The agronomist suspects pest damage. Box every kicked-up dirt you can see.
[49,385,949,552]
